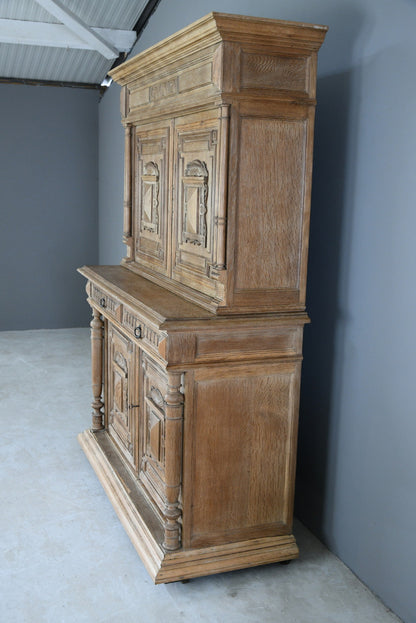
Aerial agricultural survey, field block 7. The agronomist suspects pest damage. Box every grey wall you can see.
[98,2,416,622]
[0,83,99,330]
[98,82,124,265]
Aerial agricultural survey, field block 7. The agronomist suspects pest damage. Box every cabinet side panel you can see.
[234,116,307,293]
[188,363,300,548]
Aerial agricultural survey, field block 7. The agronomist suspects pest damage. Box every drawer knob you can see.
[134,325,142,338]
[99,297,106,308]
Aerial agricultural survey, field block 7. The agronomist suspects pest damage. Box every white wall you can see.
[98,2,416,621]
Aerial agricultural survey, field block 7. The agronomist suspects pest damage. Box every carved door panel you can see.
[172,116,221,297]
[134,125,170,275]
[138,353,168,514]
[107,324,137,469]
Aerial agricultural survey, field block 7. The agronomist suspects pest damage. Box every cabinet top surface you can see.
[79,265,215,323]
[109,12,328,86]
[78,265,310,330]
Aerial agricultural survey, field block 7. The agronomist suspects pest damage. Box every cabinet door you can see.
[172,115,222,299]
[138,353,168,513]
[134,124,170,275]
[107,324,137,469]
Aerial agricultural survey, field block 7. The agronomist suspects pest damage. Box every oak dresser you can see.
[78,12,327,583]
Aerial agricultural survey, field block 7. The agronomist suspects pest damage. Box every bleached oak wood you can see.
[78,13,327,583]
[90,308,104,431]
[123,125,134,260]
[78,428,299,583]
[110,12,327,314]
[162,372,184,550]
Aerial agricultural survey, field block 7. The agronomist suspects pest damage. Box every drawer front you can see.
[139,353,168,514]
[122,305,162,355]
[89,281,163,358]
[91,284,121,320]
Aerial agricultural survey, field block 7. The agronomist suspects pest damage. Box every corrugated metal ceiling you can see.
[0,0,156,86]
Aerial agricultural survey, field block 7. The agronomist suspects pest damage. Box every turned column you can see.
[163,372,184,551]
[90,307,104,431]
[123,123,133,261]
[215,103,229,271]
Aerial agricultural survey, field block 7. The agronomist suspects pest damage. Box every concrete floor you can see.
[0,328,402,623]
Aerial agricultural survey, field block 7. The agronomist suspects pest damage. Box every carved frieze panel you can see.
[150,77,178,101]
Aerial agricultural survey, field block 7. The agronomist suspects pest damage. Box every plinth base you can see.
[78,428,299,583]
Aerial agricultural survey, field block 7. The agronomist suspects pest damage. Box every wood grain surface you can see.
[78,12,327,583]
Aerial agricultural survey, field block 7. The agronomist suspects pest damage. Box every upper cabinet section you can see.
[110,13,327,314]
[111,12,327,122]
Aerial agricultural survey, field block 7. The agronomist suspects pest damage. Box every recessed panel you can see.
[107,326,136,469]
[172,119,220,298]
[241,52,309,94]
[189,364,299,547]
[134,127,169,275]
[139,354,168,514]
[235,117,307,292]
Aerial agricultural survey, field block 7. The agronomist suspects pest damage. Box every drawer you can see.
[91,284,122,321]
[89,281,163,358]
[122,305,162,354]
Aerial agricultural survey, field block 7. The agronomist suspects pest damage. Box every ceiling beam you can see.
[108,0,161,73]
[0,19,136,53]
[33,0,119,59]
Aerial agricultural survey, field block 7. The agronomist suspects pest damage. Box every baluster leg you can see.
[163,371,184,550]
[90,307,104,431]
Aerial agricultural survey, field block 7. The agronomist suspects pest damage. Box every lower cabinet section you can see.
[80,299,304,582]
[104,319,183,552]
[78,427,299,584]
